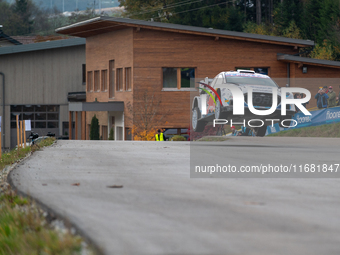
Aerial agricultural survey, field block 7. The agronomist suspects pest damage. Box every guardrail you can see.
[266,106,340,135]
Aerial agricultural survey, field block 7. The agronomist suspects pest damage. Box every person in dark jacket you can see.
[327,86,336,107]
[315,86,329,109]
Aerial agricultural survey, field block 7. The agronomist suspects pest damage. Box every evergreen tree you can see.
[302,0,322,41]
[90,115,100,140]
[108,127,114,140]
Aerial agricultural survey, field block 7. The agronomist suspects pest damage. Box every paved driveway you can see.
[9,138,340,255]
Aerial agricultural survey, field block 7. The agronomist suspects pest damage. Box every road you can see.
[9,138,340,255]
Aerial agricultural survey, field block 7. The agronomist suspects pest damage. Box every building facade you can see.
[56,17,340,140]
[0,38,86,149]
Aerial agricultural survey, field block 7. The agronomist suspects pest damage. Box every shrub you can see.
[108,127,114,140]
[171,135,186,141]
[90,115,100,140]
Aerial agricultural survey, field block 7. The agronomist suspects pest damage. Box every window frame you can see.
[101,69,108,92]
[125,67,132,91]
[82,64,86,85]
[116,68,123,92]
[94,70,100,92]
[162,67,196,91]
[109,60,115,98]
[87,71,93,92]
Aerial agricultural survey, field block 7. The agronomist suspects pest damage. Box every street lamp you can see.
[0,72,5,151]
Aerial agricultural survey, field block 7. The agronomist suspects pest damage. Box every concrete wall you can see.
[0,44,86,149]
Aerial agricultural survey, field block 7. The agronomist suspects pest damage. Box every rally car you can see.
[191,70,296,136]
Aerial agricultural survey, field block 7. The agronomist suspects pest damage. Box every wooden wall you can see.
[132,28,299,128]
[86,26,340,131]
[85,28,134,130]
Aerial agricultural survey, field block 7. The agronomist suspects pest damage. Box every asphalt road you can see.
[9,138,340,255]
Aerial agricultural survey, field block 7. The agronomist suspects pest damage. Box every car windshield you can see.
[226,76,278,87]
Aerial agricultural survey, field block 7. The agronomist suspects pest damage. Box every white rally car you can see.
[191,70,296,136]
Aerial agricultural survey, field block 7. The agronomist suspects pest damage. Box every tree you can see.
[126,91,168,141]
[310,40,335,60]
[90,115,100,140]
[282,20,302,39]
[108,127,114,140]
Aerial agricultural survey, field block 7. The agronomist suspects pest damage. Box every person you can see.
[315,86,329,109]
[155,129,166,141]
[327,86,336,107]
[231,126,238,136]
[239,126,253,136]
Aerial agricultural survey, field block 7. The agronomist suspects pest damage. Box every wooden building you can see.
[56,17,340,140]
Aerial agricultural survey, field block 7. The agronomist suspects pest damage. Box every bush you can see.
[108,127,114,140]
[90,115,100,140]
[171,135,186,141]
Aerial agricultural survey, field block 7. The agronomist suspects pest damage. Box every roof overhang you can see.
[0,38,85,56]
[56,17,314,47]
[277,54,340,69]
[69,101,124,112]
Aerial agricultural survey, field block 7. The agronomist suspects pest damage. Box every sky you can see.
[5,0,120,12]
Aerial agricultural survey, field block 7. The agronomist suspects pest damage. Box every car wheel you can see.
[192,107,206,132]
[255,125,267,137]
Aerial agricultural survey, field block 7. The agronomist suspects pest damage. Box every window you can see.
[101,70,107,92]
[109,60,115,98]
[125,67,131,91]
[87,71,93,92]
[162,67,195,89]
[163,68,177,88]
[10,105,59,130]
[94,70,100,92]
[236,67,269,75]
[180,68,195,88]
[116,68,123,91]
[82,64,86,85]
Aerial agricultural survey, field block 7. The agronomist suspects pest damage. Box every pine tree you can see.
[90,115,100,140]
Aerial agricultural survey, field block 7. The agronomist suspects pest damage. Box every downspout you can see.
[0,72,4,150]
[287,63,290,87]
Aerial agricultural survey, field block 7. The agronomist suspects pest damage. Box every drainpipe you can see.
[0,72,4,150]
[287,63,290,87]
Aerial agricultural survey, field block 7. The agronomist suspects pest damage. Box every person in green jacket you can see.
[327,86,337,107]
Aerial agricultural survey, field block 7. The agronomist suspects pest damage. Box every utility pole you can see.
[0,71,5,152]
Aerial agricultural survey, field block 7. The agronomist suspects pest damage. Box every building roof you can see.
[0,29,22,46]
[277,54,340,69]
[0,37,85,56]
[11,36,37,45]
[56,16,315,47]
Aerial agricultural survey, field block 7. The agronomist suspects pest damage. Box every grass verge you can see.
[267,122,340,137]
[0,138,94,255]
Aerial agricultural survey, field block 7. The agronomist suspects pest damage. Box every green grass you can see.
[267,122,340,137]
[0,138,95,255]
[0,192,83,255]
